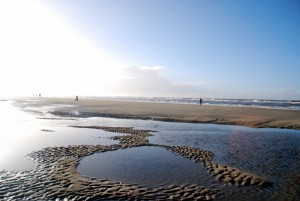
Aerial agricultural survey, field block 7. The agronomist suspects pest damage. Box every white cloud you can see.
[140,66,165,71]
[114,65,206,97]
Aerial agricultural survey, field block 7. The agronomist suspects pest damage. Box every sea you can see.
[84,96,300,110]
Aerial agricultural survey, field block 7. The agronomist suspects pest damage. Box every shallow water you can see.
[76,118,300,200]
[1,100,300,200]
[78,146,216,188]
[147,123,300,201]
[0,101,124,170]
[0,125,125,170]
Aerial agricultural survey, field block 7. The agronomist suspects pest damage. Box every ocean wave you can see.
[88,96,300,111]
[289,101,300,105]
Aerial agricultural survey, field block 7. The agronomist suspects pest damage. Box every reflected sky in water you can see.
[78,146,215,188]
[1,100,300,200]
[0,101,38,170]
[0,101,123,170]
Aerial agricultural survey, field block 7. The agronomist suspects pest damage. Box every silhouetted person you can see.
[75,95,78,101]
[39,93,41,97]
[200,98,202,105]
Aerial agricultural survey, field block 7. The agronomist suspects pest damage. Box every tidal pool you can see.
[78,146,215,188]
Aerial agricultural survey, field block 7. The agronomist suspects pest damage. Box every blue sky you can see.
[1,0,299,99]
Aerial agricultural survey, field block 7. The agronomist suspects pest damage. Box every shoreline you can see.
[18,97,300,130]
[1,98,298,200]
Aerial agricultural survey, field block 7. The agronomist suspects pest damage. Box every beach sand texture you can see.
[1,98,297,201]
[30,98,300,130]
[0,126,268,200]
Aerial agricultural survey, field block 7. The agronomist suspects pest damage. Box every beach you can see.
[25,97,300,130]
[1,97,299,201]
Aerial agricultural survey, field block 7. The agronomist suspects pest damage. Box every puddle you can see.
[78,146,215,188]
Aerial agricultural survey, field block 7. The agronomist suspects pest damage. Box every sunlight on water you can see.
[0,99,299,200]
[0,101,125,170]
[0,101,38,163]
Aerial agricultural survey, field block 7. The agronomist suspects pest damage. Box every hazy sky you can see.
[1,0,299,99]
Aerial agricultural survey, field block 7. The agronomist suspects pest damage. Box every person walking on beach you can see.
[200,98,202,105]
[75,95,78,101]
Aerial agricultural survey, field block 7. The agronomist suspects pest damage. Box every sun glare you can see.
[0,101,38,162]
[0,0,123,97]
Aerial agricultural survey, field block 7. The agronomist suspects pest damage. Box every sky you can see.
[0,0,299,99]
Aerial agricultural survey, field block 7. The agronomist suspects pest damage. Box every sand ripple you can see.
[0,126,269,200]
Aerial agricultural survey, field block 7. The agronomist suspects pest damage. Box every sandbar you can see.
[19,97,300,130]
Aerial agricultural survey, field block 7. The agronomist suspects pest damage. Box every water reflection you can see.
[78,146,215,188]
[1,100,300,200]
[148,123,300,201]
[0,101,38,169]
[0,101,124,170]
[227,129,265,169]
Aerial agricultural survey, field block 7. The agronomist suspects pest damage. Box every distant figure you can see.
[39,93,41,97]
[200,98,203,105]
[75,95,78,101]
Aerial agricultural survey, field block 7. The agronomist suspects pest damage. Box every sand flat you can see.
[26,97,300,130]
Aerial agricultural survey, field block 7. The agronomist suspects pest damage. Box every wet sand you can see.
[1,98,294,200]
[0,126,268,200]
[23,97,300,130]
